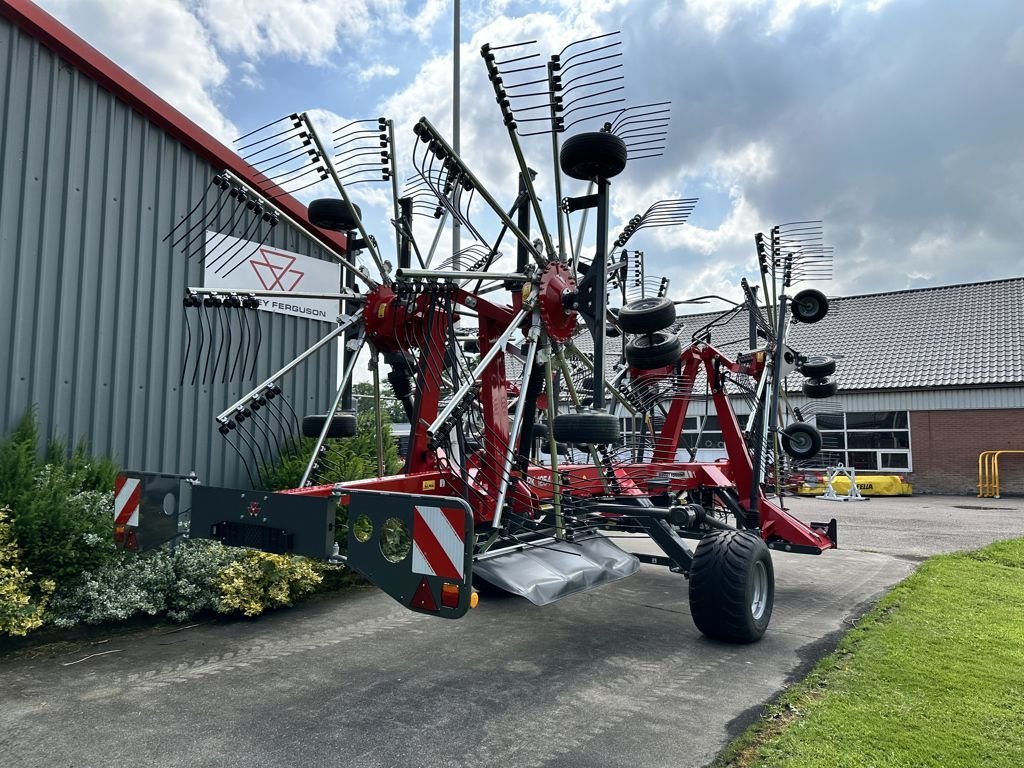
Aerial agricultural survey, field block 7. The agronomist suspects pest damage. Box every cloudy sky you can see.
[36,0,1024,305]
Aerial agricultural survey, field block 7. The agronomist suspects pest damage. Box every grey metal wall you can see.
[0,15,338,486]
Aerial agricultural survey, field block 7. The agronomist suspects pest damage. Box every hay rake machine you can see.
[174,31,840,643]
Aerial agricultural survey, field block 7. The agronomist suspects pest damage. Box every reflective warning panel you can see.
[345,490,474,618]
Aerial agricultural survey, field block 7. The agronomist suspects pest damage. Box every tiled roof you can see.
[510,277,1024,393]
[678,277,1024,391]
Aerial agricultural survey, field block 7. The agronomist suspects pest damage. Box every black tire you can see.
[540,441,568,455]
[302,412,358,439]
[780,422,822,460]
[553,411,621,445]
[799,355,836,378]
[308,198,362,232]
[579,376,595,393]
[689,530,774,643]
[617,296,676,334]
[625,331,682,370]
[790,288,829,324]
[559,132,628,180]
[606,323,621,338]
[802,377,838,399]
[463,338,480,354]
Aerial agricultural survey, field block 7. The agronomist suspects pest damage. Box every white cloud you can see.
[358,63,400,83]
[196,0,451,64]
[37,0,237,143]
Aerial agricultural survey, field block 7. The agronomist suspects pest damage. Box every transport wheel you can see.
[617,296,676,334]
[625,331,682,370]
[606,323,621,338]
[780,422,822,460]
[308,198,362,232]
[302,412,358,439]
[552,411,622,445]
[689,530,774,643]
[559,132,628,180]
[802,377,838,399]
[790,288,829,324]
[798,355,836,378]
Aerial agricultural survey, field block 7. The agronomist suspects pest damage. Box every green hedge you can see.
[0,410,366,637]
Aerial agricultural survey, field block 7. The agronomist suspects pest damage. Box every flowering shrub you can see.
[0,507,54,636]
[216,550,323,617]
[46,540,236,628]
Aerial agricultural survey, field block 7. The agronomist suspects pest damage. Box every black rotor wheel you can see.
[625,331,682,370]
[617,297,677,334]
[790,288,829,324]
[552,411,621,445]
[308,198,362,232]
[799,355,836,378]
[302,412,358,439]
[780,422,822,460]
[802,377,838,399]
[559,132,628,181]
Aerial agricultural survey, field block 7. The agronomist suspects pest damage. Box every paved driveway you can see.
[1,496,1021,768]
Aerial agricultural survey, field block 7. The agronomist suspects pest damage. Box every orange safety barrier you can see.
[978,450,1024,498]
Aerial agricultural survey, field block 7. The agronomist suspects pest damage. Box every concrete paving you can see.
[1,495,1022,768]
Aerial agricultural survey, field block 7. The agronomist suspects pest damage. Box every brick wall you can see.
[910,409,1024,495]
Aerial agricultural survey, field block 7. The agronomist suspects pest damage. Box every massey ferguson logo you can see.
[247,501,262,517]
[250,248,305,291]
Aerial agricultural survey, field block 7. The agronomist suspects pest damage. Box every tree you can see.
[350,381,407,423]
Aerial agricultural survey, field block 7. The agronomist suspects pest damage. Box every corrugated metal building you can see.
[0,1,345,486]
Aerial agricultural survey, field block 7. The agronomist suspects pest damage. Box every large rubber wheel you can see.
[790,289,829,324]
[302,413,358,439]
[559,132,628,180]
[780,422,822,460]
[553,411,621,445]
[308,198,362,232]
[802,377,838,399]
[625,331,682,370]
[689,530,775,643]
[799,355,836,378]
[617,297,677,334]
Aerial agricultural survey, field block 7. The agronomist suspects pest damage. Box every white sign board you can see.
[203,231,341,323]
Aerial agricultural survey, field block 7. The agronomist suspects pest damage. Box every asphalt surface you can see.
[2,495,1022,768]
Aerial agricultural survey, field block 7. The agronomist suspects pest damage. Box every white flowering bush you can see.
[47,540,237,627]
[46,540,332,627]
[166,540,235,621]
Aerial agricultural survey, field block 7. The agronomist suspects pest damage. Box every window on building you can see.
[680,416,725,450]
[812,411,912,471]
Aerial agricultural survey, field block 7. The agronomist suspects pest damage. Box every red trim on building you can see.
[0,0,346,253]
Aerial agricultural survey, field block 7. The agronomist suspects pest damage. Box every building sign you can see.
[203,231,340,322]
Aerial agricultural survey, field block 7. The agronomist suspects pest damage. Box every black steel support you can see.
[398,197,413,270]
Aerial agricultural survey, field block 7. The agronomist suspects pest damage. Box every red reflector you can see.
[441,583,460,608]
[411,577,438,612]
[125,529,139,552]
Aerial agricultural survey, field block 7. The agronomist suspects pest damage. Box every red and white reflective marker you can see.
[411,506,465,581]
[114,475,141,527]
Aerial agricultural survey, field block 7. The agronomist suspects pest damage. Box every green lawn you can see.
[718,538,1024,768]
